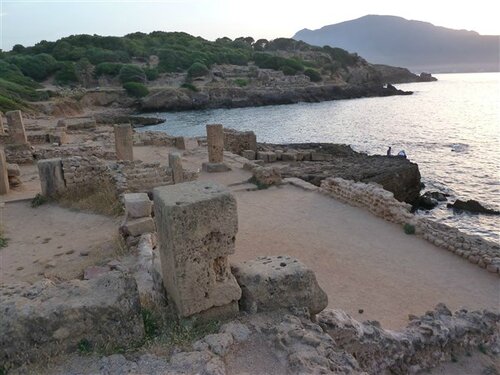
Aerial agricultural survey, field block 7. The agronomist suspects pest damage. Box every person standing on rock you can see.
[387,146,392,156]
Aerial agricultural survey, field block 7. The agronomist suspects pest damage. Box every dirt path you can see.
[0,201,119,284]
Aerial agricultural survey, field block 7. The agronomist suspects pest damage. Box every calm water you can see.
[140,73,500,241]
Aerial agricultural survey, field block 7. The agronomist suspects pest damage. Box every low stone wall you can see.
[35,145,116,161]
[4,144,34,164]
[61,156,185,196]
[318,304,499,375]
[223,128,257,155]
[320,177,500,274]
[134,131,177,147]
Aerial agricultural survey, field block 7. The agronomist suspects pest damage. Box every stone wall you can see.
[4,144,34,164]
[35,145,116,161]
[223,128,257,155]
[320,177,500,274]
[134,131,177,147]
[60,156,185,196]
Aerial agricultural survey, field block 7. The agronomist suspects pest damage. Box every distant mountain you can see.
[293,15,500,73]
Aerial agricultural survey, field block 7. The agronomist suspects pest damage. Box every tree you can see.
[118,64,146,84]
[123,82,149,98]
[187,62,209,78]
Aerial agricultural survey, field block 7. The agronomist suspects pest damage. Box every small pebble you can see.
[65,250,75,255]
[358,309,364,314]
[80,250,90,256]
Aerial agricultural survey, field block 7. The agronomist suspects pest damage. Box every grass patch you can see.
[478,343,488,354]
[0,234,8,248]
[77,338,92,354]
[234,78,249,87]
[403,223,416,235]
[31,193,48,208]
[180,82,198,92]
[58,182,123,217]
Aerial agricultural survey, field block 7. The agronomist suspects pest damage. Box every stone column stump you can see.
[153,181,241,318]
[6,110,28,144]
[168,152,184,184]
[202,124,230,173]
[0,149,10,194]
[114,124,134,161]
[37,158,66,198]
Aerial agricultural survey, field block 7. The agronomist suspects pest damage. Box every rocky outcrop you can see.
[0,272,145,368]
[447,199,500,215]
[373,64,437,84]
[139,83,412,112]
[271,143,421,204]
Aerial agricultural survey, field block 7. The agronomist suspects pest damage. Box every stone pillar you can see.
[168,152,183,184]
[37,158,66,198]
[0,149,10,195]
[0,112,5,135]
[114,124,133,161]
[202,124,230,172]
[153,181,241,318]
[6,110,28,144]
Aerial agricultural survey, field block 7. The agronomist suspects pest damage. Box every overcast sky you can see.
[1,0,499,51]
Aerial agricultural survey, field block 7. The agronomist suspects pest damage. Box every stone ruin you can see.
[114,123,133,161]
[153,181,242,318]
[202,124,231,173]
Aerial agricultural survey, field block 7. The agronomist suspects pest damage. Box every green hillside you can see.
[0,32,361,112]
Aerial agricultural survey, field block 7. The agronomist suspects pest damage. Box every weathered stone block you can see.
[0,149,9,194]
[121,217,155,237]
[252,166,282,187]
[114,124,133,161]
[7,163,20,177]
[169,152,184,183]
[153,181,242,317]
[202,162,231,173]
[241,150,256,160]
[37,158,66,198]
[223,128,257,155]
[5,110,28,144]
[0,272,144,367]
[206,124,224,163]
[257,151,277,163]
[175,136,198,150]
[231,256,328,315]
[311,152,333,161]
[282,152,298,162]
[123,193,152,218]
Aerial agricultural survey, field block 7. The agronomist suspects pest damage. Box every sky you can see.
[1,0,499,51]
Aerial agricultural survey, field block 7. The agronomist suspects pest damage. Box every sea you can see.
[138,72,500,242]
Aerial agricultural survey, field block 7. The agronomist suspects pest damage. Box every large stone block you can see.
[0,149,9,194]
[206,124,224,163]
[231,256,328,315]
[153,181,241,317]
[37,158,66,198]
[241,150,256,160]
[123,193,152,218]
[5,110,28,144]
[114,124,133,161]
[121,217,156,237]
[0,272,145,367]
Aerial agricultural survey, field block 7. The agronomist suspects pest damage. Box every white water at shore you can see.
[139,72,500,241]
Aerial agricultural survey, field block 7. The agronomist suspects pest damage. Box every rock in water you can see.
[447,199,500,215]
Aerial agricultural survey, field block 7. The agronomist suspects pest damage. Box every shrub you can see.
[234,78,248,87]
[187,62,209,78]
[118,64,146,84]
[144,67,159,81]
[180,82,198,92]
[54,62,79,85]
[281,65,297,76]
[304,68,322,82]
[31,193,48,208]
[95,62,123,77]
[123,82,149,98]
[403,223,416,235]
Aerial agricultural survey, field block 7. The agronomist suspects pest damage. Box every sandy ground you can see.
[0,201,119,284]
[135,144,500,330]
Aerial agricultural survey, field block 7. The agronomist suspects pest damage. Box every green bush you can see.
[144,67,159,81]
[187,62,209,78]
[403,223,416,235]
[281,66,297,76]
[234,78,248,87]
[304,68,322,82]
[95,62,123,77]
[180,82,198,92]
[54,62,78,85]
[123,82,149,98]
[118,64,146,84]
